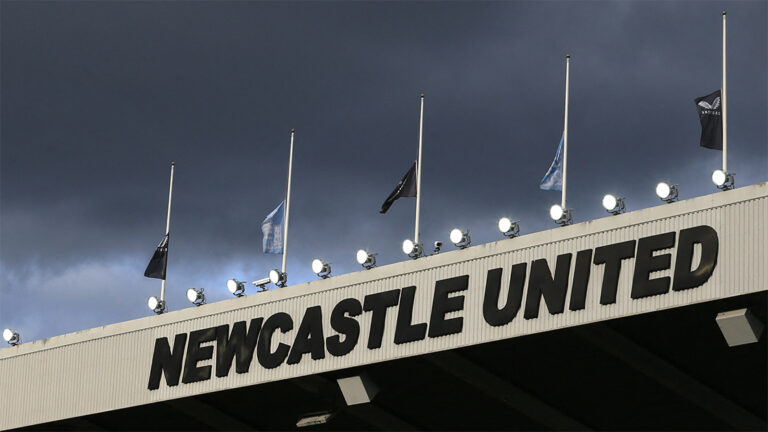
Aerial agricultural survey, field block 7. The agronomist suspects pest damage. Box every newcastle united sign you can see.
[149,225,718,390]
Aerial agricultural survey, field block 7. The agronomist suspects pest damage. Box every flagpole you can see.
[281,129,295,279]
[722,11,727,172]
[414,93,425,244]
[160,161,174,303]
[562,55,570,209]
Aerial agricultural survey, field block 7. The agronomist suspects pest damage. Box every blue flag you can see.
[262,201,285,254]
[539,134,564,191]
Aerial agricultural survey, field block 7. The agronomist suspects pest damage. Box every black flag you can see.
[694,90,722,150]
[144,234,168,280]
[380,161,417,214]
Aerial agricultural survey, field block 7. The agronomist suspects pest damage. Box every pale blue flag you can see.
[262,201,285,254]
[539,134,564,191]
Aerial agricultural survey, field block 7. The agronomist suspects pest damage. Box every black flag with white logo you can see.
[144,234,169,280]
[380,161,417,214]
[694,90,722,150]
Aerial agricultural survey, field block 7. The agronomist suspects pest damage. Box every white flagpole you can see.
[562,55,570,209]
[160,161,175,303]
[281,129,295,278]
[414,93,425,244]
[722,11,727,172]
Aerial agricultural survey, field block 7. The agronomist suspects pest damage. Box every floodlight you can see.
[449,228,471,249]
[712,169,734,191]
[227,278,246,297]
[311,258,331,278]
[655,182,678,203]
[147,296,165,314]
[186,287,206,306]
[498,217,520,238]
[252,277,270,292]
[549,204,572,226]
[602,194,626,215]
[2,328,20,346]
[356,249,376,269]
[269,269,287,287]
[402,239,422,259]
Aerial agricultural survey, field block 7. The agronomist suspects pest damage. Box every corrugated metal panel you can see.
[1,183,766,430]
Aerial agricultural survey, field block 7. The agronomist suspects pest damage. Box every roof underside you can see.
[25,291,766,431]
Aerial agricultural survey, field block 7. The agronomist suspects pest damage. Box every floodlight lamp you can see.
[2,328,20,346]
[549,204,572,226]
[402,239,422,259]
[311,258,331,279]
[602,194,626,215]
[147,296,166,314]
[269,269,287,287]
[227,278,246,297]
[449,228,471,249]
[655,182,678,203]
[186,287,206,306]
[712,169,734,191]
[356,249,376,269]
[498,217,520,238]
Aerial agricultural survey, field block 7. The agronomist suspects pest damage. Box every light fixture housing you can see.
[402,239,422,259]
[186,287,206,306]
[252,277,270,292]
[712,169,734,191]
[356,249,376,269]
[296,412,334,428]
[449,228,471,249]
[602,194,626,215]
[227,278,246,297]
[432,241,442,255]
[549,204,572,226]
[2,328,20,346]
[269,269,287,287]
[311,258,331,279]
[655,182,678,203]
[498,217,520,238]
[147,296,166,314]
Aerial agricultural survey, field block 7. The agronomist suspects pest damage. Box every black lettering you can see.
[182,327,216,384]
[524,254,572,319]
[363,289,400,349]
[428,275,469,338]
[593,241,636,305]
[257,312,293,369]
[483,264,526,326]
[394,286,428,344]
[287,306,326,364]
[147,333,187,390]
[215,318,263,377]
[568,250,593,311]
[631,232,676,299]
[327,298,362,357]
[673,226,718,291]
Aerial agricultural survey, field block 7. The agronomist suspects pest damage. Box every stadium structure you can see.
[1,182,766,431]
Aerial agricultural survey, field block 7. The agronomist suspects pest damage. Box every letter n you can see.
[147,333,187,390]
[524,254,572,319]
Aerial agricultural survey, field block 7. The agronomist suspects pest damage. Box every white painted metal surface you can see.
[1,182,766,430]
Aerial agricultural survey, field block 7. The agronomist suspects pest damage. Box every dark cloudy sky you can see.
[1,0,765,342]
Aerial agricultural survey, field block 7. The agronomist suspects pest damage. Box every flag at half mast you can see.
[144,234,169,280]
[695,90,723,150]
[380,161,417,214]
[539,134,564,191]
[262,201,285,254]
